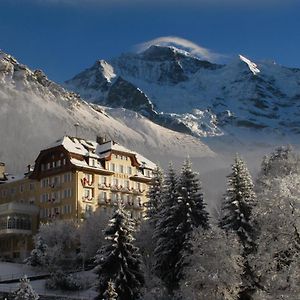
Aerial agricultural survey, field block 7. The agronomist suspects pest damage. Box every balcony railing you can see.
[97,198,143,209]
[0,228,32,235]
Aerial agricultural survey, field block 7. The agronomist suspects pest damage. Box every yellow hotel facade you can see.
[0,136,155,260]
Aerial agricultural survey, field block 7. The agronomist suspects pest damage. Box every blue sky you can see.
[0,0,299,82]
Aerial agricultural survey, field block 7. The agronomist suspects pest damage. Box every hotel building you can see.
[0,136,155,260]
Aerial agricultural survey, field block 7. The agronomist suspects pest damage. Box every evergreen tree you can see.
[154,160,209,292]
[220,155,257,300]
[174,158,210,284]
[103,279,118,300]
[177,158,209,230]
[13,275,39,300]
[146,165,164,226]
[153,163,179,292]
[94,206,144,300]
[220,155,256,253]
[26,235,48,267]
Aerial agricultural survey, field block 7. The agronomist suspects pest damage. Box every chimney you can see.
[96,135,107,145]
[0,162,5,180]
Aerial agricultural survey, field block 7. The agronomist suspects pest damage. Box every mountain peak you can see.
[140,44,194,61]
[94,59,116,83]
[238,54,260,75]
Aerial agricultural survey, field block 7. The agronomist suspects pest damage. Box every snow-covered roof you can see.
[46,136,156,170]
[4,174,26,183]
[70,158,105,171]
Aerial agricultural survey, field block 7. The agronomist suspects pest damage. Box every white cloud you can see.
[136,36,225,62]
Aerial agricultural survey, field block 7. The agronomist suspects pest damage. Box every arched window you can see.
[7,217,12,229]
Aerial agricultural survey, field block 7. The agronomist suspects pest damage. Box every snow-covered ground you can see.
[0,262,97,299]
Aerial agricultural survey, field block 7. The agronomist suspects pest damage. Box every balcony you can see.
[0,202,39,216]
[81,178,94,187]
[98,183,110,190]
[81,196,95,204]
[0,228,32,235]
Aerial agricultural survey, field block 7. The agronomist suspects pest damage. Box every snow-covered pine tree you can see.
[220,155,257,253]
[103,279,118,300]
[177,158,209,230]
[154,160,210,292]
[153,163,180,292]
[146,165,164,226]
[220,155,257,300]
[13,275,39,300]
[26,235,48,267]
[174,158,210,284]
[94,206,144,300]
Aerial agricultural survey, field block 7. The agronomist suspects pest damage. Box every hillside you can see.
[0,51,215,174]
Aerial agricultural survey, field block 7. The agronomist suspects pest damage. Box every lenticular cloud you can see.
[136,36,221,62]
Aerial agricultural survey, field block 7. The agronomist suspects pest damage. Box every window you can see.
[19,184,24,193]
[100,191,107,200]
[41,193,49,203]
[63,158,66,165]
[54,207,60,215]
[41,178,49,188]
[127,166,132,175]
[110,163,115,172]
[83,188,92,199]
[100,176,107,185]
[57,160,61,167]
[84,173,92,182]
[85,205,93,214]
[10,188,16,196]
[119,165,124,173]
[53,176,60,185]
[51,191,60,202]
[63,188,72,199]
[113,178,118,186]
[47,163,50,170]
[125,180,130,188]
[29,183,35,191]
[64,204,72,214]
[63,172,72,183]
[90,159,96,167]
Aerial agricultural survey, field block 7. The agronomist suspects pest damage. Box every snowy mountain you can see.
[65,45,300,142]
[0,50,216,174]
